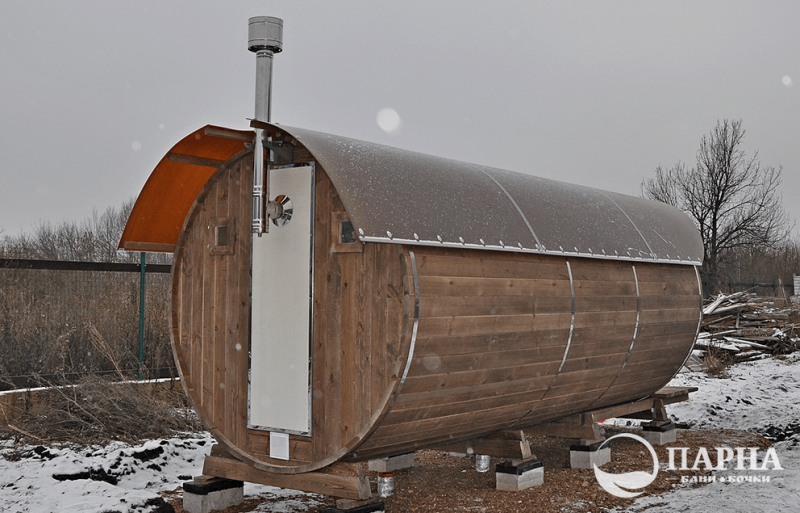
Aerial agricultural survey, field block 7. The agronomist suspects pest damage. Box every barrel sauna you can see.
[119,122,703,477]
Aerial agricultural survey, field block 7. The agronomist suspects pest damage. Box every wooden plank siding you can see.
[170,133,700,475]
[171,153,412,474]
[356,249,570,455]
[356,248,700,456]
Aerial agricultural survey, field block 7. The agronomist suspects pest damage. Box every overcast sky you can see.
[1,1,798,238]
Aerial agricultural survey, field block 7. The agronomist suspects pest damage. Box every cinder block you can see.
[368,453,415,472]
[569,441,611,469]
[495,460,544,491]
[642,421,677,445]
[183,477,244,513]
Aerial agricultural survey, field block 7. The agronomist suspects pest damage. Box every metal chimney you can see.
[249,16,283,234]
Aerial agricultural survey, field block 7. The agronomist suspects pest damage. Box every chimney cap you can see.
[248,16,283,53]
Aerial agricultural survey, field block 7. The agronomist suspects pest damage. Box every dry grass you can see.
[0,265,199,447]
[0,207,196,445]
[702,344,736,377]
[1,375,201,445]
[0,265,174,389]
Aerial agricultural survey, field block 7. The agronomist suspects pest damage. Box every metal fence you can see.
[702,275,795,299]
[3,256,791,390]
[0,258,172,391]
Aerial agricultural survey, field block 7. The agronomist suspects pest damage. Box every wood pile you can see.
[696,292,800,364]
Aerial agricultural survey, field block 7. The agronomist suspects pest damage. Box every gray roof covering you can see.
[277,124,703,265]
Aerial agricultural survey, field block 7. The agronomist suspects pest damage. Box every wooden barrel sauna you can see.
[120,122,703,475]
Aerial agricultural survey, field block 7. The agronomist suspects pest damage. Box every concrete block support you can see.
[182,477,244,513]
[368,453,415,473]
[495,459,544,491]
[642,421,677,445]
[569,441,611,469]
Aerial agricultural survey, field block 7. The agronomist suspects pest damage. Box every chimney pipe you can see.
[249,16,283,234]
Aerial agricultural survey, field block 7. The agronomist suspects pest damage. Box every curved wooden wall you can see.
[352,249,700,459]
[171,152,412,474]
[171,143,701,473]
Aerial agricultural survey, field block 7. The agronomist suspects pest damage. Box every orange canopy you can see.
[119,125,253,252]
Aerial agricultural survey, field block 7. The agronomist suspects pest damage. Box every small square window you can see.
[215,225,230,247]
[340,220,356,244]
[330,212,362,253]
[210,218,235,255]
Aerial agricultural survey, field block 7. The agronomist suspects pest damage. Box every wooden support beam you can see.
[527,392,685,439]
[660,393,690,406]
[432,429,533,460]
[202,455,371,500]
[168,153,226,168]
[617,386,697,420]
[119,241,177,254]
[526,414,602,440]
[192,474,227,485]
[652,386,697,406]
[210,443,237,458]
[586,398,655,423]
[619,411,658,420]
[653,399,669,422]
[335,498,384,511]
[204,126,253,142]
[652,386,698,400]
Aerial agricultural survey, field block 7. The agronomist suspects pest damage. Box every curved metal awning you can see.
[277,124,703,265]
[118,125,252,252]
[120,122,703,265]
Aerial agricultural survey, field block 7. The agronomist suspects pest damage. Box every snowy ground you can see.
[0,432,323,513]
[669,353,800,434]
[617,352,800,512]
[1,354,798,512]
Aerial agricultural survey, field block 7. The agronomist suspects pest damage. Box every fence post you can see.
[139,252,146,379]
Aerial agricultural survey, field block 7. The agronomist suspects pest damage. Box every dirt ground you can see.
[160,426,769,513]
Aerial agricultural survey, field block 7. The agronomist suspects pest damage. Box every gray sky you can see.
[1,1,798,238]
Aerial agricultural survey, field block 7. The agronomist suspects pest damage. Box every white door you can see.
[249,164,314,436]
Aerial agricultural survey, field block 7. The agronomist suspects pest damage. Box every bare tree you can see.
[0,198,170,264]
[642,119,792,292]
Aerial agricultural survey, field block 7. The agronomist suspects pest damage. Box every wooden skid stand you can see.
[194,387,695,502]
[527,386,697,469]
[433,429,534,460]
[433,429,544,491]
[617,386,691,445]
[368,453,415,473]
[201,446,372,502]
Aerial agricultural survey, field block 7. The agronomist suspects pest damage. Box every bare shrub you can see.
[0,200,187,444]
[0,199,171,264]
[0,266,173,388]
[3,375,201,445]
[718,240,800,296]
[703,344,735,377]
[0,197,176,388]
